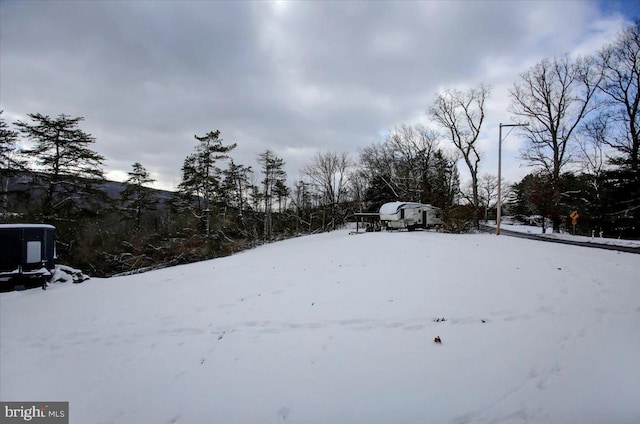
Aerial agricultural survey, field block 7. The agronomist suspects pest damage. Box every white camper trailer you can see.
[379,202,443,231]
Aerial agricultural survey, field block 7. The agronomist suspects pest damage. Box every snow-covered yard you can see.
[1,231,639,423]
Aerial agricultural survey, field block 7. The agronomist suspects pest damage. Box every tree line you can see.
[0,108,464,275]
[1,20,638,275]
[506,20,639,236]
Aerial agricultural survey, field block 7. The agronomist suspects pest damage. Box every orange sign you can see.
[569,211,579,220]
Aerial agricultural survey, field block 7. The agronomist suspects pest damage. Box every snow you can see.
[1,231,640,423]
[379,202,438,215]
[379,201,406,214]
[498,223,554,235]
[50,264,90,284]
[499,223,640,248]
[0,224,55,229]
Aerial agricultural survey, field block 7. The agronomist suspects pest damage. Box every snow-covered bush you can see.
[51,265,90,284]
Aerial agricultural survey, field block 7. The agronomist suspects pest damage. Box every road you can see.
[479,224,640,255]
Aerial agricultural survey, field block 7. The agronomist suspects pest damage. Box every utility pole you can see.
[497,122,528,235]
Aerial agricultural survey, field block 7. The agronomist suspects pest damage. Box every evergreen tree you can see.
[274,179,290,213]
[509,174,539,218]
[529,172,555,233]
[0,111,19,168]
[0,111,22,218]
[292,180,313,231]
[510,172,557,233]
[178,153,204,209]
[14,113,105,218]
[363,173,397,207]
[177,130,236,237]
[258,149,287,240]
[121,162,158,232]
[221,160,253,218]
[599,168,640,238]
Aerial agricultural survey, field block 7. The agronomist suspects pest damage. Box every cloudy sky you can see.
[1,0,638,191]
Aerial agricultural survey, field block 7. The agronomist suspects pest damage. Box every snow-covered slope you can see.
[1,231,639,423]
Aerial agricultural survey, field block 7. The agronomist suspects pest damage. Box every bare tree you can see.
[387,124,441,202]
[509,55,601,232]
[478,174,498,221]
[597,19,640,172]
[474,173,511,221]
[578,114,609,178]
[574,115,610,228]
[347,168,369,212]
[429,83,490,228]
[358,142,401,200]
[358,124,441,203]
[302,151,351,230]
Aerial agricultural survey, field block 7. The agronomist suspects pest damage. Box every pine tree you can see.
[177,130,236,237]
[221,160,253,218]
[509,174,537,219]
[0,111,19,168]
[178,153,203,209]
[121,162,158,232]
[274,179,290,213]
[292,180,313,231]
[14,113,105,218]
[0,111,21,218]
[258,150,287,240]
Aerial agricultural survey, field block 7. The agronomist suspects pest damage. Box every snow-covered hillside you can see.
[1,231,639,423]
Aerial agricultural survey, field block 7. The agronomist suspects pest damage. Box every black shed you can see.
[0,224,56,290]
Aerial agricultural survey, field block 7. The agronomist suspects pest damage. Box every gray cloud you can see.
[0,0,633,189]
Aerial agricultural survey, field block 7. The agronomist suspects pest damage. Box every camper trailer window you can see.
[26,241,42,263]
